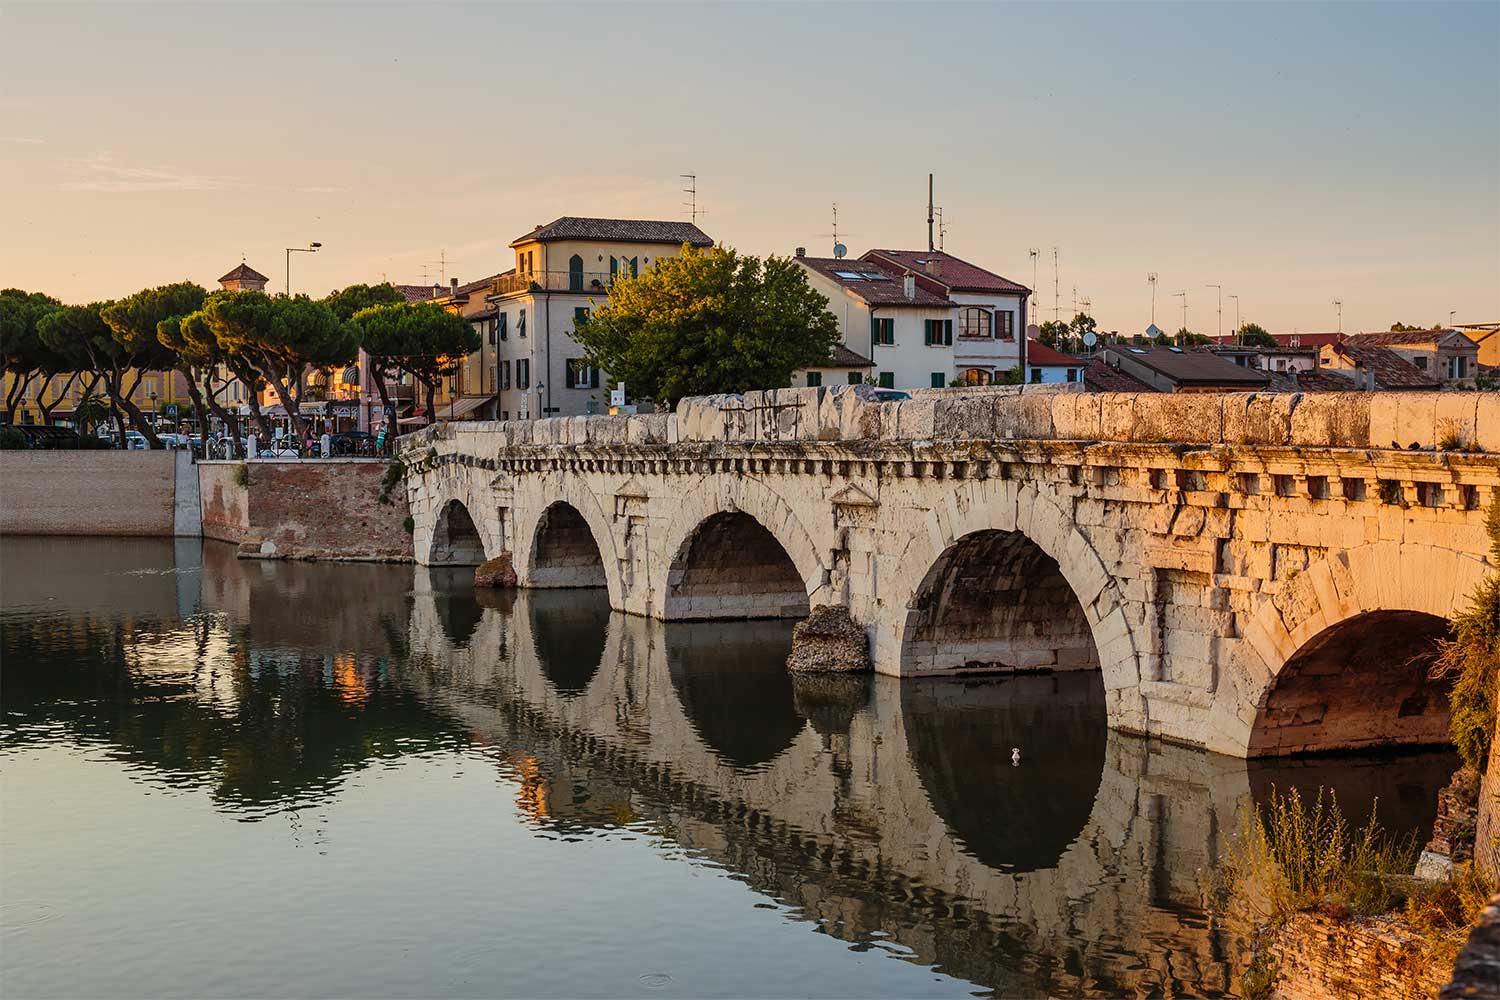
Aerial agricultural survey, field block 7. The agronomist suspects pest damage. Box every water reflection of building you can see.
[1,542,1460,999]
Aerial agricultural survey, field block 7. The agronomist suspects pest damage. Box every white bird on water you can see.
[1011,747,1021,765]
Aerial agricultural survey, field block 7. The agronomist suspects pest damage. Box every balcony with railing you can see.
[488,269,625,297]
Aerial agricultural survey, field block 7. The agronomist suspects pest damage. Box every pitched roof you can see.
[394,283,442,303]
[1324,341,1442,389]
[796,257,952,307]
[1025,340,1079,367]
[1343,329,1477,349]
[1081,358,1154,392]
[1103,346,1272,386]
[830,344,875,368]
[1263,369,1357,392]
[218,262,268,283]
[862,249,1029,294]
[510,217,713,248]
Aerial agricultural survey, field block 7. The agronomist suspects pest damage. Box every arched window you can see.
[963,368,993,386]
[568,254,584,292]
[960,307,993,339]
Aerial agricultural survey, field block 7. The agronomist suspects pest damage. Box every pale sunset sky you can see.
[1,1,1495,336]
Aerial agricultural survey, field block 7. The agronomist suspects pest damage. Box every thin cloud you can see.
[59,151,240,193]
[1,136,46,144]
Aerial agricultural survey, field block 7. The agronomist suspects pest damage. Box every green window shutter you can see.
[931,372,945,388]
[879,371,895,389]
[564,362,576,389]
[574,306,588,326]
[848,371,861,384]
[944,320,953,345]
[609,257,617,279]
[807,371,822,387]
[590,367,600,389]
[870,316,879,349]
[923,319,932,345]
[630,257,639,278]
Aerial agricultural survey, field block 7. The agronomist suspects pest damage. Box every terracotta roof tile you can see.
[1343,329,1477,348]
[1024,340,1079,367]
[862,250,1028,294]
[1081,358,1154,392]
[394,283,442,303]
[831,344,875,368]
[218,262,268,283]
[1325,342,1442,388]
[797,257,952,307]
[511,217,713,248]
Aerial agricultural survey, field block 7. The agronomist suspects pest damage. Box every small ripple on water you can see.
[638,972,673,989]
[0,900,59,929]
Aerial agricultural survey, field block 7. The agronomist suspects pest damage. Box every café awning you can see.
[435,395,496,421]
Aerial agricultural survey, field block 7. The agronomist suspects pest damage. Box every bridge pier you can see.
[405,387,1498,759]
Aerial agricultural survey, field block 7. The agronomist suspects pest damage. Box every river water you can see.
[0,537,1458,998]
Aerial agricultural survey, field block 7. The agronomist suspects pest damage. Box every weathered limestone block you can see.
[1052,391,1102,441]
[1130,393,1224,444]
[1442,894,1500,1000]
[1475,392,1500,455]
[1225,393,1298,446]
[786,605,871,673]
[994,393,1054,440]
[933,396,995,440]
[891,399,935,440]
[1098,393,1141,442]
[475,552,518,588]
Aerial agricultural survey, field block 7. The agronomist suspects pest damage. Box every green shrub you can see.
[1432,495,1500,772]
[378,459,404,506]
[0,426,25,450]
[402,515,414,535]
[232,463,249,488]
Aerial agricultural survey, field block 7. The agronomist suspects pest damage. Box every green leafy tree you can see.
[1036,319,1070,349]
[1433,498,1500,787]
[349,302,479,422]
[36,301,152,442]
[1176,327,1211,346]
[104,282,207,447]
[1237,322,1278,349]
[1390,321,1431,333]
[322,282,406,322]
[198,291,355,436]
[1,289,63,423]
[72,392,110,438]
[570,245,839,407]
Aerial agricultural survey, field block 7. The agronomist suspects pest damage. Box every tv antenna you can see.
[927,174,935,252]
[1029,249,1040,322]
[935,207,947,251]
[427,249,449,285]
[681,174,701,224]
[1147,273,1158,326]
[818,203,856,257]
[1332,298,1343,333]
[1174,290,1188,334]
[1052,247,1060,322]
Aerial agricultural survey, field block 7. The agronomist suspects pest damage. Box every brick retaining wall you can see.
[198,459,412,561]
[1271,911,1449,1000]
[0,451,178,536]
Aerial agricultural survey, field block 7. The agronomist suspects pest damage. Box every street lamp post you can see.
[149,391,158,429]
[1206,284,1222,339]
[285,242,323,295]
[1228,294,1241,341]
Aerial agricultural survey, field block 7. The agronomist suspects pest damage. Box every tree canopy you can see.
[322,282,407,323]
[1,289,63,422]
[350,301,479,419]
[1238,322,1278,348]
[570,246,839,407]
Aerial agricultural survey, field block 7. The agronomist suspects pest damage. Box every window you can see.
[517,358,530,389]
[923,319,954,346]
[1030,368,1043,383]
[568,254,584,292]
[484,319,496,346]
[518,308,526,338]
[630,257,639,278]
[959,307,992,339]
[1414,356,1428,369]
[847,371,862,384]
[573,306,589,328]
[997,311,1015,341]
[806,371,822,387]
[930,372,946,388]
[609,256,618,281]
[1066,368,1077,382]
[565,359,600,389]
[870,316,894,346]
[502,360,512,390]
[497,312,508,340]
[878,371,894,389]
[963,368,992,386]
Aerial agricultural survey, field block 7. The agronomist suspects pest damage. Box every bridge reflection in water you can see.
[0,538,1457,999]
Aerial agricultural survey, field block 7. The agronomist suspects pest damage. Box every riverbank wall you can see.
[198,459,412,561]
[1269,911,1449,1000]
[0,450,200,537]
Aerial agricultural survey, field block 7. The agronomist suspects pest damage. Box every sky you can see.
[1,1,1496,336]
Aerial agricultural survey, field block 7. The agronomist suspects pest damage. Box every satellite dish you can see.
[1082,331,1098,348]
[833,243,847,259]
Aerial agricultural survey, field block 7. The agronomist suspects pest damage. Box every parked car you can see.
[123,431,149,450]
[329,430,376,456]
[869,388,912,403]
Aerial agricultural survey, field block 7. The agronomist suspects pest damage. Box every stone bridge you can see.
[403,385,1499,758]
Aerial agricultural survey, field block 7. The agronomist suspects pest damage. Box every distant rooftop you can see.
[510,217,714,248]
[1325,341,1441,389]
[393,283,442,303]
[218,262,268,284]
[1103,345,1271,386]
[796,256,952,307]
[1024,340,1079,367]
[862,249,1029,295]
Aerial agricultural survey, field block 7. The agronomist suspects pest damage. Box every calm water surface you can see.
[0,538,1457,998]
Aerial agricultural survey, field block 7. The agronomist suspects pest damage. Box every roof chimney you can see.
[903,272,916,300]
[795,247,806,258]
[924,257,942,278]
[450,277,459,293]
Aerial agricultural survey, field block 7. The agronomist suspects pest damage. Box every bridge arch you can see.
[657,478,829,621]
[512,476,624,609]
[428,497,490,566]
[1216,541,1492,757]
[889,479,1144,723]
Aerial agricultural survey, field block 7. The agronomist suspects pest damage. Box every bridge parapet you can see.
[403,387,1500,453]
